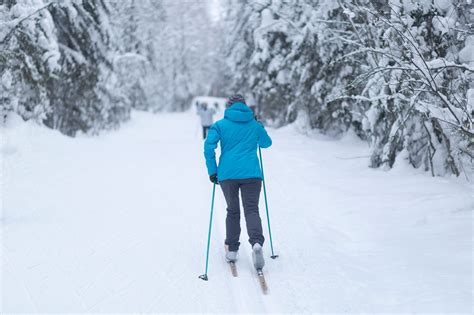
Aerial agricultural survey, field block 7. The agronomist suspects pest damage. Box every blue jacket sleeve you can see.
[257,123,272,148]
[204,123,220,175]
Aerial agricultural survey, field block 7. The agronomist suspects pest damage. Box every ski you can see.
[224,245,238,277]
[256,269,268,294]
[228,261,238,277]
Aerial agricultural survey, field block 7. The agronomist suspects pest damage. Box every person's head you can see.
[226,94,246,108]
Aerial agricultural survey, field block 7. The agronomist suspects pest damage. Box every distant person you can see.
[204,94,272,271]
[214,102,219,110]
[196,102,216,139]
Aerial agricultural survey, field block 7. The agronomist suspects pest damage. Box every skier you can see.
[197,102,216,139]
[204,94,272,270]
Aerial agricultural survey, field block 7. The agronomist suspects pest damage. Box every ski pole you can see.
[258,146,278,259]
[199,182,216,281]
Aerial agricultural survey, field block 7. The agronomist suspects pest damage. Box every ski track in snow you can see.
[1,102,473,313]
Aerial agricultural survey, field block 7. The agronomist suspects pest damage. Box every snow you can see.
[459,35,474,67]
[1,107,473,313]
[432,15,451,35]
[343,7,355,19]
[260,8,274,28]
[467,88,474,113]
[1,70,12,90]
[39,15,61,72]
[402,0,432,14]
[434,0,453,12]
[276,68,290,85]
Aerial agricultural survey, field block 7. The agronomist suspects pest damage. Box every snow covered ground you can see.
[1,99,473,313]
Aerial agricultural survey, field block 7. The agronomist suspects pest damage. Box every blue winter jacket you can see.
[204,102,272,181]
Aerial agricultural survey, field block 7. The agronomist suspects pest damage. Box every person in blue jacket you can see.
[204,94,272,270]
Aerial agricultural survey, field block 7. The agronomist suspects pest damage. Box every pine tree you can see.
[0,0,59,124]
[221,0,473,176]
[42,0,129,136]
[1,0,129,136]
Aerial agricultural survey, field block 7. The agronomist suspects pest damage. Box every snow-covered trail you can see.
[2,106,472,313]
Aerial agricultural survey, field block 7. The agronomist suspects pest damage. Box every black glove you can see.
[209,173,219,185]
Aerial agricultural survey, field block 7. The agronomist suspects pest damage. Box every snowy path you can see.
[2,106,473,313]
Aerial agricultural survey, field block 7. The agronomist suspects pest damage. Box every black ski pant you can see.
[202,126,210,139]
[220,178,264,251]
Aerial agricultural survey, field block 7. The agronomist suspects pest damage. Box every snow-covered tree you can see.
[109,0,165,111]
[1,0,224,134]
[337,0,473,176]
[221,0,473,176]
[0,0,59,124]
[108,0,223,111]
[43,0,129,136]
[1,0,129,136]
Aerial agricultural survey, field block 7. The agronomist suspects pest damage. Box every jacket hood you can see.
[224,102,254,122]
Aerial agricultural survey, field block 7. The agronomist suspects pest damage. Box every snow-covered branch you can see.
[0,2,56,45]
